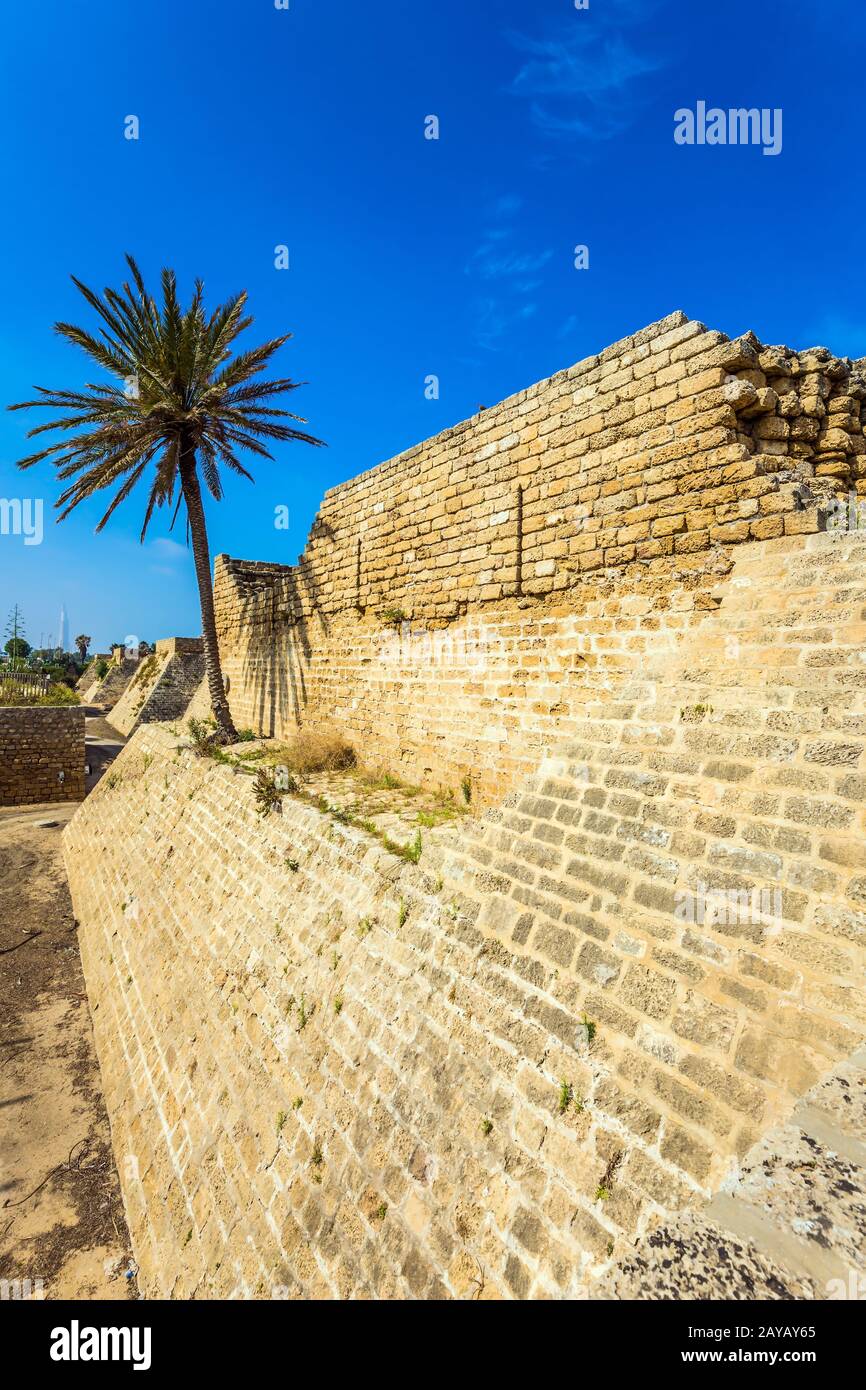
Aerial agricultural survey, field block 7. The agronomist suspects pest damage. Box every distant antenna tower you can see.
[57,602,68,653]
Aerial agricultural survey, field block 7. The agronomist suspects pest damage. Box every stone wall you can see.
[211,312,866,795]
[65,313,866,1299]
[64,521,866,1299]
[82,656,139,709]
[65,721,702,1300]
[0,706,85,805]
[106,638,205,738]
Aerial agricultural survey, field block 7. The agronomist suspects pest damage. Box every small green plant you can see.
[680,702,713,723]
[379,607,408,628]
[237,728,257,741]
[357,917,372,938]
[292,1096,303,1111]
[187,716,232,762]
[460,773,472,805]
[297,994,310,1030]
[276,1110,288,1133]
[334,996,343,1015]
[254,767,284,817]
[398,898,408,928]
[285,857,299,872]
[311,1142,324,1181]
[481,1118,493,1137]
[406,829,422,864]
[581,1014,597,1048]
[558,1080,573,1115]
[375,1202,388,1221]
[331,950,340,971]
[418,804,462,828]
[597,1151,623,1203]
[183,1228,193,1247]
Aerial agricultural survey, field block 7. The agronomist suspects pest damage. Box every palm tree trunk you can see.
[179,443,238,743]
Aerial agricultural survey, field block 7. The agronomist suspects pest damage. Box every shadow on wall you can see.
[237,556,333,738]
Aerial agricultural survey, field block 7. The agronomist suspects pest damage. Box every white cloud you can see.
[507,1,667,145]
[149,537,187,564]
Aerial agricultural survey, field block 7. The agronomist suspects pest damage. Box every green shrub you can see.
[379,607,408,628]
[253,768,283,816]
[0,682,80,707]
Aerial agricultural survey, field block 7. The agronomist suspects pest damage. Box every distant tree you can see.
[74,633,91,661]
[4,605,30,668]
[4,636,32,662]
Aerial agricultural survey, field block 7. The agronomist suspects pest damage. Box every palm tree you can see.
[8,256,324,741]
[75,633,91,662]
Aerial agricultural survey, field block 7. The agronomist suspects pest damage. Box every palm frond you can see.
[7,257,325,534]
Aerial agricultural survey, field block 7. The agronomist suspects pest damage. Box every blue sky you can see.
[0,0,862,650]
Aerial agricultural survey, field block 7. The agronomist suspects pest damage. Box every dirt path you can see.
[83,705,127,795]
[0,801,137,1300]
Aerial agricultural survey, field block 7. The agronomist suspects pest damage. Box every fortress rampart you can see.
[64,313,866,1299]
[211,312,866,799]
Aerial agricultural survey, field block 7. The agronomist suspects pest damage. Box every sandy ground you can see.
[0,800,137,1300]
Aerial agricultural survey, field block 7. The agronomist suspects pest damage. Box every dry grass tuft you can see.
[265,729,356,776]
